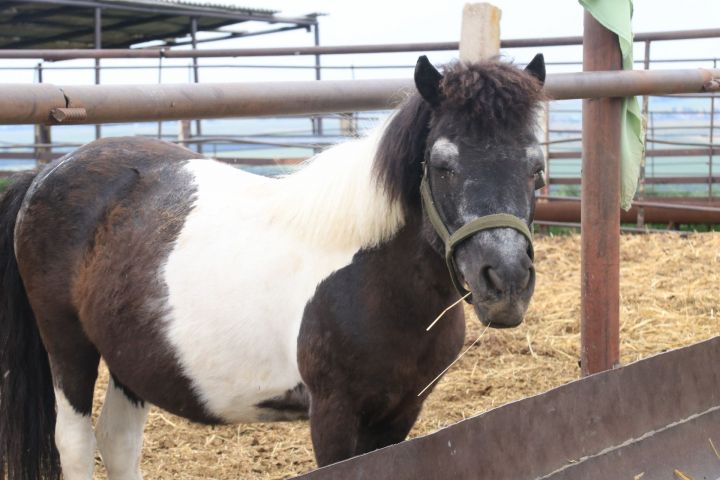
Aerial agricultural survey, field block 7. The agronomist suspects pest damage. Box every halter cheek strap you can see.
[420,171,534,300]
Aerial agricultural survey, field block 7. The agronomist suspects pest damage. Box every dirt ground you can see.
[88,233,720,479]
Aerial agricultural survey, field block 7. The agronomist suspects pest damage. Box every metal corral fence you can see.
[0,8,719,477]
[1,27,719,222]
[0,10,718,366]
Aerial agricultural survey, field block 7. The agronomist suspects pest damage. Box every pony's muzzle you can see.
[455,228,535,328]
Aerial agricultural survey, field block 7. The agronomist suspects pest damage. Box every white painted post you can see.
[459,3,502,62]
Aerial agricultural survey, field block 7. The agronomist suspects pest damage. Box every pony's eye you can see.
[432,163,455,175]
[533,170,546,190]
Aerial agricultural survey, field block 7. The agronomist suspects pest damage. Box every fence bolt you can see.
[49,107,88,123]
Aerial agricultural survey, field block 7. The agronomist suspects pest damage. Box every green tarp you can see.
[579,0,645,210]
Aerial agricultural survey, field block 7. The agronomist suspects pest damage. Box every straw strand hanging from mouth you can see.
[417,322,491,397]
[426,292,471,331]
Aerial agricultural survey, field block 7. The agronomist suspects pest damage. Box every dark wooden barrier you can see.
[295,337,720,479]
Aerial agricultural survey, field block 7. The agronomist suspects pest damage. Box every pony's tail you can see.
[0,171,61,480]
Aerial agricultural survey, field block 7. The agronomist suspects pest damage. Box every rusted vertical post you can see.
[709,59,716,199]
[581,12,622,376]
[541,101,550,197]
[94,7,102,139]
[538,101,551,234]
[191,17,203,154]
[313,22,323,137]
[33,63,52,165]
[637,41,651,227]
[649,112,656,181]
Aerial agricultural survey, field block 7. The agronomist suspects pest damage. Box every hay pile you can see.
[89,233,719,479]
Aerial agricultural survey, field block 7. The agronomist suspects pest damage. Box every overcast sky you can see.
[4,0,719,84]
[222,0,720,64]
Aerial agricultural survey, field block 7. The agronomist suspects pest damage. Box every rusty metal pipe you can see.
[535,200,720,224]
[540,195,720,212]
[0,44,460,60]
[0,68,718,125]
[1,28,718,60]
[550,147,720,159]
[581,13,622,376]
[546,68,720,100]
[0,80,413,125]
[549,176,720,184]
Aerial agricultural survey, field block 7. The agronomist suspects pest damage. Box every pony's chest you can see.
[161,214,359,421]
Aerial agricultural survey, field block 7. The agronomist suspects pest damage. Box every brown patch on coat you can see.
[15,137,220,423]
[298,217,466,466]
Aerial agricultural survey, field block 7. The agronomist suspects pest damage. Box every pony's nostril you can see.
[482,265,533,294]
[522,267,532,289]
[481,266,494,290]
[484,267,504,293]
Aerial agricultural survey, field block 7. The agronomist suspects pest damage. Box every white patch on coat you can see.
[431,137,459,159]
[162,128,404,423]
[54,388,96,480]
[96,379,149,480]
[269,128,405,249]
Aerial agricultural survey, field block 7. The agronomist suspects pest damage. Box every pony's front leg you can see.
[308,394,362,467]
[96,377,149,480]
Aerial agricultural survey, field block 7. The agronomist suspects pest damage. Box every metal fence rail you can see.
[0,27,718,60]
[1,68,718,125]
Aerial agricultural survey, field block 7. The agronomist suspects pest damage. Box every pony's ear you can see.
[525,53,546,85]
[414,55,443,106]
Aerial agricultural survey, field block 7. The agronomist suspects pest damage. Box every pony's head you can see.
[419,54,545,328]
[376,54,546,328]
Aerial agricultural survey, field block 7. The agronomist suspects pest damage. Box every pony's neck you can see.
[269,126,405,251]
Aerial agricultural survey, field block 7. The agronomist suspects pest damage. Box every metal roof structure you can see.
[0,0,319,49]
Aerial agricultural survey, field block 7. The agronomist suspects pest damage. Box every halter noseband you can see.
[420,165,534,301]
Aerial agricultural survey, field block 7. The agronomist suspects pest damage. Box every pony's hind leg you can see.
[49,345,101,480]
[96,375,149,480]
[54,388,97,480]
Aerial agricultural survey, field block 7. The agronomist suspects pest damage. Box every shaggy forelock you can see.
[373,58,545,213]
[437,59,545,133]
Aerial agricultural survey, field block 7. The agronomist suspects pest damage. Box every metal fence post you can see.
[313,22,323,138]
[94,7,102,139]
[191,17,203,154]
[33,63,52,165]
[580,12,622,376]
[637,40,651,227]
[709,59,716,199]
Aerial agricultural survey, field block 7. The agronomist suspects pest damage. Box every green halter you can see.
[420,166,534,300]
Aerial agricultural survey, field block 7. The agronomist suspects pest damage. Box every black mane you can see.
[373,59,544,213]
[372,94,431,213]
